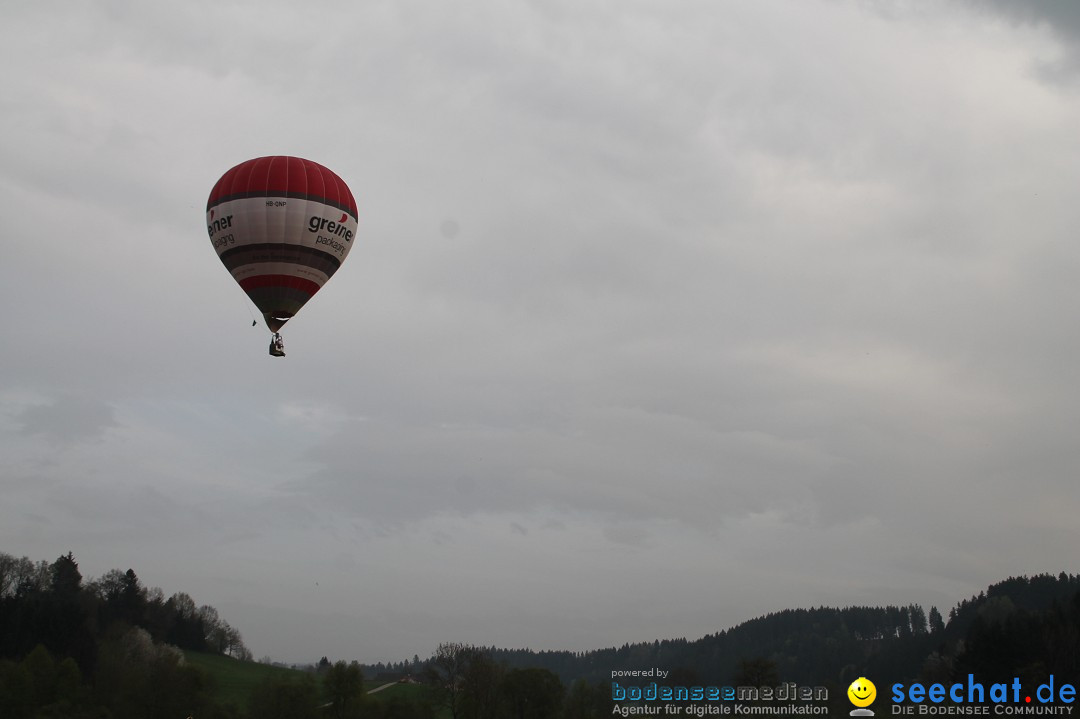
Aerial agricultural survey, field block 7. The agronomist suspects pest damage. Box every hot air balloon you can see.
[206,156,358,356]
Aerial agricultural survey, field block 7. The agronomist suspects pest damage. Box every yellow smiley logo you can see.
[847,677,876,708]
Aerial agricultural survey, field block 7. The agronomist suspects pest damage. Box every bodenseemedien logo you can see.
[609,668,831,716]
[849,677,877,716]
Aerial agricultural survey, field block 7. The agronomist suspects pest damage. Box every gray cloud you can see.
[3,0,1080,663]
[18,395,118,443]
[965,0,1080,79]
[971,0,1080,40]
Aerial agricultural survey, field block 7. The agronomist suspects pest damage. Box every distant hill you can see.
[5,550,1079,718]
[366,572,1080,688]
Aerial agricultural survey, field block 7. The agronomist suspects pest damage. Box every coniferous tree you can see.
[928,606,945,635]
[908,604,927,635]
[49,553,81,599]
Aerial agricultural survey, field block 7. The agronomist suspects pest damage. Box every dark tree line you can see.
[368,603,945,689]
[0,550,249,718]
[425,642,565,719]
[945,589,1080,687]
[4,550,1079,718]
[366,573,1080,697]
[0,551,250,664]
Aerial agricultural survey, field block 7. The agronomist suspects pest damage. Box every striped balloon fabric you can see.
[206,156,358,333]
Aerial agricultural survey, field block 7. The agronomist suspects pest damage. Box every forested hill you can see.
[6,549,1079,717]
[0,551,250,664]
[0,550,250,718]
[369,572,1080,687]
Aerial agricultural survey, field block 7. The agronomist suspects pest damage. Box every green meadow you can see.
[184,652,314,708]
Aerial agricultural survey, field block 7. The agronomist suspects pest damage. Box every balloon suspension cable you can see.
[235,293,256,327]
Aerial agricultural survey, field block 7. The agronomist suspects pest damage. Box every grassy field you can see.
[366,680,432,702]
[185,653,441,714]
[368,681,448,718]
[184,651,315,708]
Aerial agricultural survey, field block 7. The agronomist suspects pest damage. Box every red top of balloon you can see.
[206,156,357,219]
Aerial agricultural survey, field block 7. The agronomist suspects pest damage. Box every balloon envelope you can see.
[206,156,358,332]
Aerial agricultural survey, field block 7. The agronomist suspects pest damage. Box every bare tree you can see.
[88,568,127,602]
[167,591,197,618]
[10,557,50,596]
[198,604,225,650]
[0,552,20,598]
[427,642,484,719]
[224,623,251,659]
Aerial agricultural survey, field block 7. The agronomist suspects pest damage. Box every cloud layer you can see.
[3,0,1080,662]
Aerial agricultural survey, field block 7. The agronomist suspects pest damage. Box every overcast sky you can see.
[3,0,1080,665]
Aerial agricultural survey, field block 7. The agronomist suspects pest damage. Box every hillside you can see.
[366,572,1080,688]
[184,651,314,708]
[5,552,1080,718]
